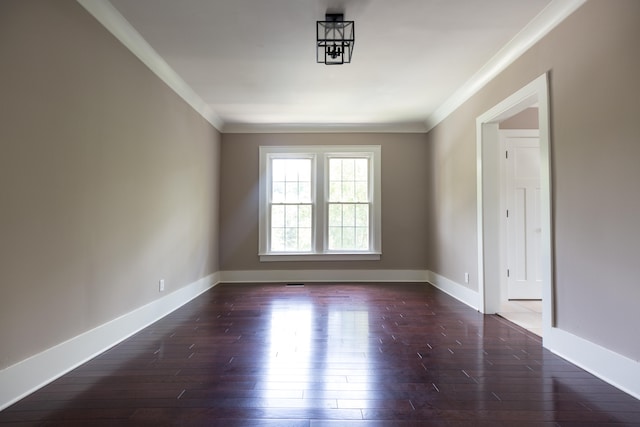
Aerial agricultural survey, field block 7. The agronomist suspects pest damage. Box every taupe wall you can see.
[499,107,539,129]
[426,0,640,360]
[220,133,429,272]
[0,1,221,370]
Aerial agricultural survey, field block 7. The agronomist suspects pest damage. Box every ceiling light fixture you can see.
[317,13,354,65]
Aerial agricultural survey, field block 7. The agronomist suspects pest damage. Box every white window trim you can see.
[259,145,381,262]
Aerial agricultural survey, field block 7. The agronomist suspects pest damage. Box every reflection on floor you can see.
[498,299,542,336]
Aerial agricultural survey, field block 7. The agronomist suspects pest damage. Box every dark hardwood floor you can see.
[2,283,639,426]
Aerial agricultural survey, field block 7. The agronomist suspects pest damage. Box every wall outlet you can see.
[159,279,165,292]
[464,272,469,284]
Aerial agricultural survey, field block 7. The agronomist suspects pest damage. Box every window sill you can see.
[259,252,381,262]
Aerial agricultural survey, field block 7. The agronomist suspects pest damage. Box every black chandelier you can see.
[316,13,355,65]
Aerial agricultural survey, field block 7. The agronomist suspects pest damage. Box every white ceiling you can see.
[79,0,585,132]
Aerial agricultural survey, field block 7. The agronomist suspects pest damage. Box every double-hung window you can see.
[259,145,381,261]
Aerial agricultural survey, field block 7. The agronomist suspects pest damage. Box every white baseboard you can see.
[546,327,640,400]
[426,270,480,311]
[0,273,220,411]
[219,269,429,284]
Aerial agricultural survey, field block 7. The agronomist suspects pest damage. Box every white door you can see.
[504,134,542,299]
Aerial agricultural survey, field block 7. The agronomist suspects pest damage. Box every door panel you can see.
[506,137,541,299]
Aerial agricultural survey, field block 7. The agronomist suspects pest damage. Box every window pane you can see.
[299,205,312,228]
[355,227,369,250]
[342,182,355,202]
[355,205,369,226]
[285,182,298,203]
[355,159,368,181]
[298,159,311,181]
[285,205,298,228]
[271,228,285,251]
[299,227,312,251]
[328,226,341,250]
[355,182,368,202]
[329,182,341,201]
[272,182,285,202]
[342,159,355,181]
[330,159,342,181]
[299,182,311,202]
[342,227,355,248]
[328,204,342,226]
[343,204,355,226]
[272,159,286,181]
[272,205,285,227]
[285,228,298,250]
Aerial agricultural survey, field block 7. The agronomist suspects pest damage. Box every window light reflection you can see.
[327,309,371,401]
[265,303,313,401]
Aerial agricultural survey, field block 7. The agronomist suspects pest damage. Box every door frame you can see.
[475,73,554,337]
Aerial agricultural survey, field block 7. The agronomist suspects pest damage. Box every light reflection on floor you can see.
[264,299,371,408]
[327,309,370,407]
[266,301,314,403]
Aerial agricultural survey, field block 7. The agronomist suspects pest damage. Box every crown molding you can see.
[222,121,429,134]
[424,0,587,132]
[76,0,224,131]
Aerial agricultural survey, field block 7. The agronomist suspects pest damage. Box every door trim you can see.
[475,73,554,336]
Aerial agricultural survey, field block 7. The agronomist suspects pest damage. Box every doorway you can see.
[498,129,543,336]
[475,73,553,340]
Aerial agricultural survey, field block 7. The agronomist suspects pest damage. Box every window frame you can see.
[259,145,381,262]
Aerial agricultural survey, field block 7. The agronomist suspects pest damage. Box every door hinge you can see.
[506,209,509,218]
[507,269,510,277]
[506,150,509,159]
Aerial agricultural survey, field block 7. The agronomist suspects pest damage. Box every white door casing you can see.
[475,73,554,338]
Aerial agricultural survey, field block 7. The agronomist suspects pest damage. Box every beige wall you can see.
[426,0,640,360]
[499,107,539,129]
[0,0,221,370]
[425,104,480,287]
[220,133,429,272]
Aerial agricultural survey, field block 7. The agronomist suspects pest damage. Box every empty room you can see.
[1,0,639,425]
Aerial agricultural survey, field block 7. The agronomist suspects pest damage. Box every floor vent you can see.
[286,283,305,287]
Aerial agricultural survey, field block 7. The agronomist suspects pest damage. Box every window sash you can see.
[269,203,313,252]
[270,157,312,204]
[327,202,370,251]
[267,155,315,253]
[328,157,370,203]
